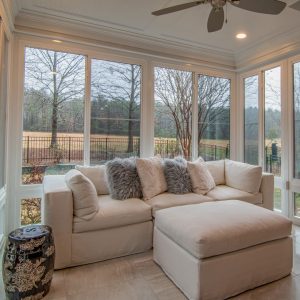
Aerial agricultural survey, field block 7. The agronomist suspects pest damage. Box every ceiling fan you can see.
[152,0,300,33]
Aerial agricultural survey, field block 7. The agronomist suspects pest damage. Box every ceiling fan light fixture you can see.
[236,32,247,39]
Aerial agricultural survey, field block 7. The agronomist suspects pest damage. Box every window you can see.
[264,67,281,177]
[154,67,192,159]
[22,48,85,184]
[90,59,141,164]
[244,76,259,165]
[21,198,41,226]
[294,61,300,179]
[274,188,282,211]
[198,75,230,161]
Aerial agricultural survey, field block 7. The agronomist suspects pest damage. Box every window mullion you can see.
[192,73,198,160]
[84,56,91,165]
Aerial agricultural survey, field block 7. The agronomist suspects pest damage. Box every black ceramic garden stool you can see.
[2,225,55,300]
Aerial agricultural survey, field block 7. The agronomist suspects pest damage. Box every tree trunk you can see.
[50,103,58,147]
[50,52,58,147]
[127,66,135,153]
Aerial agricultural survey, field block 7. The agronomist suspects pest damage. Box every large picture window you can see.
[198,75,230,161]
[90,59,141,164]
[244,75,259,165]
[264,66,281,177]
[154,67,193,159]
[22,47,85,184]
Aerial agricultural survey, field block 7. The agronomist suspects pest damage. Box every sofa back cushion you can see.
[105,157,142,200]
[225,159,262,194]
[187,160,216,195]
[205,160,225,185]
[136,156,168,200]
[164,157,192,194]
[75,165,109,195]
[65,169,98,220]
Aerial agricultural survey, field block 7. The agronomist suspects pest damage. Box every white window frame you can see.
[239,60,291,219]
[7,34,236,231]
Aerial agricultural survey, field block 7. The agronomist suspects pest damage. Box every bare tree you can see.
[91,61,141,153]
[25,48,85,147]
[198,75,230,142]
[155,68,230,159]
[155,68,192,158]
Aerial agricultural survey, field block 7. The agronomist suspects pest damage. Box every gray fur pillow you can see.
[164,157,192,194]
[105,157,142,200]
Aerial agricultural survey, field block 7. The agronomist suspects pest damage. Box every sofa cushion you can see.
[225,159,262,194]
[105,157,142,200]
[136,156,168,200]
[155,200,292,259]
[205,160,225,185]
[206,185,263,205]
[65,169,98,220]
[145,192,212,217]
[73,195,152,233]
[187,160,216,195]
[164,157,192,194]
[75,165,109,195]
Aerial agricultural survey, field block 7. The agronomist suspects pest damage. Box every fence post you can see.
[166,140,169,156]
[26,136,30,163]
[68,137,71,162]
[214,145,217,160]
[105,138,108,161]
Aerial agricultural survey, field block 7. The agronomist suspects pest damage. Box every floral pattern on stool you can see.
[2,225,55,300]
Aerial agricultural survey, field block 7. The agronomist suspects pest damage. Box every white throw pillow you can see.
[136,156,168,200]
[205,160,225,185]
[187,160,216,195]
[65,169,98,220]
[75,165,109,195]
[225,159,262,194]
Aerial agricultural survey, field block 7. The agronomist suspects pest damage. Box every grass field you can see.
[23,131,230,147]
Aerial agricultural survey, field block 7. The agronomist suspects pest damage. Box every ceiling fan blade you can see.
[231,0,286,15]
[207,7,224,33]
[152,1,204,16]
[290,1,300,11]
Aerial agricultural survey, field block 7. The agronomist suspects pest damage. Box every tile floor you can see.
[1,226,300,300]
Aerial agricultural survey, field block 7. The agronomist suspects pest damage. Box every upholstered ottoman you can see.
[153,200,293,300]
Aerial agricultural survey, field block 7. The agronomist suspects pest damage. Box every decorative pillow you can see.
[65,169,98,220]
[205,160,225,185]
[105,157,142,200]
[75,165,109,195]
[164,157,192,194]
[136,156,168,200]
[225,159,262,194]
[187,160,216,195]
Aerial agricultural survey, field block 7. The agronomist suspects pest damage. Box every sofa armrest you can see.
[259,173,274,210]
[42,175,73,269]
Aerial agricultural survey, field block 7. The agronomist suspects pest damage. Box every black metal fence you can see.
[22,136,281,175]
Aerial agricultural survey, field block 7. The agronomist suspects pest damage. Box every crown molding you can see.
[14,9,236,70]
[235,25,300,72]
[0,0,16,36]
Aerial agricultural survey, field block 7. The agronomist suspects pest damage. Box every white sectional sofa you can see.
[42,159,274,269]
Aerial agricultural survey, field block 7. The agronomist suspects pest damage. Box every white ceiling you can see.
[13,0,300,59]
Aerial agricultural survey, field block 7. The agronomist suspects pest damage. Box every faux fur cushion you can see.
[136,156,168,200]
[164,157,192,194]
[187,160,216,195]
[105,158,142,200]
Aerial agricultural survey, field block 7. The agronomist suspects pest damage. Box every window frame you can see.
[8,35,236,229]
